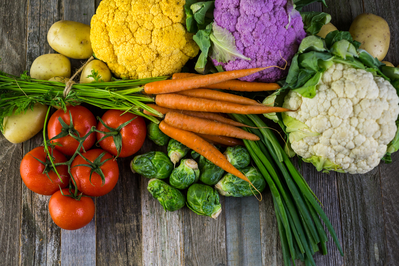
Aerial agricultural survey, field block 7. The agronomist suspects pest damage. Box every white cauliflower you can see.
[283,63,399,174]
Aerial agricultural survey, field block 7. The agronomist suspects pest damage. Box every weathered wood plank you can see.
[323,0,364,31]
[0,140,22,265]
[141,178,184,266]
[96,156,143,266]
[1,0,28,266]
[183,197,227,266]
[224,196,261,266]
[337,170,387,266]
[0,0,27,74]
[61,219,96,266]
[140,141,184,266]
[60,1,97,265]
[379,152,399,265]
[361,2,399,265]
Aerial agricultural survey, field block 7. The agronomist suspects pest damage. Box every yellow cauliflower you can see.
[90,0,199,79]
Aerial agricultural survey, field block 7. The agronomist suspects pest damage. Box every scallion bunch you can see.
[232,114,343,266]
[0,71,166,131]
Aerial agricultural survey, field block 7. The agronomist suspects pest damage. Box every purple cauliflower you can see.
[213,0,306,82]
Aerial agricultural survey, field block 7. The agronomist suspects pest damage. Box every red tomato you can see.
[71,149,119,197]
[49,189,95,230]
[20,146,70,195]
[96,110,146,157]
[48,105,96,156]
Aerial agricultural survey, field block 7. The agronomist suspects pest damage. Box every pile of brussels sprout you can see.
[130,122,267,219]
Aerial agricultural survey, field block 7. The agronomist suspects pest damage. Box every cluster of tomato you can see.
[19,105,146,230]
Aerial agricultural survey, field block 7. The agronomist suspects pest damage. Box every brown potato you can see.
[349,13,390,61]
[317,23,338,39]
[382,61,394,67]
[80,60,112,83]
[30,54,71,80]
[48,20,93,59]
[48,76,69,83]
[2,103,49,143]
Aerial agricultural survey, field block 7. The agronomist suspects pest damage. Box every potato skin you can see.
[2,103,49,143]
[317,23,338,38]
[80,60,112,83]
[48,76,69,83]
[30,54,71,80]
[48,20,93,59]
[349,13,390,61]
[382,61,394,67]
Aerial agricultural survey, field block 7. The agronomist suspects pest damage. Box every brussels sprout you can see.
[191,150,200,160]
[167,139,190,165]
[198,155,225,185]
[187,184,222,219]
[169,159,200,190]
[147,179,186,211]
[147,122,170,146]
[130,151,173,179]
[224,146,251,169]
[215,166,266,197]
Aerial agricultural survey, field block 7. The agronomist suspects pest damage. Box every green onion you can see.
[231,114,343,265]
[0,71,167,131]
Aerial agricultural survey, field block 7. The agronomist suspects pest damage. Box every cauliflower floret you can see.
[283,63,399,174]
[212,0,306,82]
[90,0,199,79]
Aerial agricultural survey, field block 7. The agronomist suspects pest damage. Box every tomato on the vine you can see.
[48,105,97,156]
[71,149,119,197]
[96,110,146,158]
[20,146,70,195]
[49,189,95,230]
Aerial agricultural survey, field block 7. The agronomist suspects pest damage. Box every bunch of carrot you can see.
[142,66,288,188]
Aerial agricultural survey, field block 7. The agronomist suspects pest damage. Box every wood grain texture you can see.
[140,141,184,266]
[183,197,227,266]
[362,1,399,264]
[61,220,96,266]
[259,190,283,266]
[225,196,261,266]
[0,139,22,266]
[337,170,387,266]
[141,178,184,266]
[0,0,26,265]
[323,0,364,31]
[0,0,27,75]
[379,152,399,266]
[96,156,143,266]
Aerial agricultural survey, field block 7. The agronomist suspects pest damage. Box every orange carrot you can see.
[196,133,244,147]
[155,94,290,114]
[164,112,260,141]
[158,121,252,184]
[143,104,260,128]
[144,66,281,94]
[172,73,280,91]
[178,88,262,105]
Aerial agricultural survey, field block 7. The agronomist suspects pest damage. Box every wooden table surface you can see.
[1,0,399,265]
